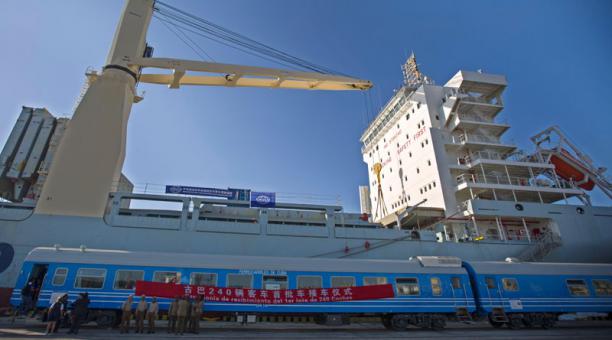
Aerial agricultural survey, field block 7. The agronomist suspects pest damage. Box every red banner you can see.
[135,281,394,304]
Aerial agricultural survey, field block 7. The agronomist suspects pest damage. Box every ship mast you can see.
[35,0,372,218]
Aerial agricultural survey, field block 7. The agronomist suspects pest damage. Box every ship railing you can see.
[455,89,501,106]
[458,150,530,165]
[456,173,573,189]
[451,133,502,145]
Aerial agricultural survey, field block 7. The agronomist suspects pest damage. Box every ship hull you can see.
[1,203,612,307]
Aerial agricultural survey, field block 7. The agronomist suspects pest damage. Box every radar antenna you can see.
[401,52,432,89]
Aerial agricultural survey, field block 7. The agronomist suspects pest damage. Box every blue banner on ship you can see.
[250,191,276,208]
[165,185,234,198]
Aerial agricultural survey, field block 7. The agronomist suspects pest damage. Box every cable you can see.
[153,1,350,76]
[157,14,213,62]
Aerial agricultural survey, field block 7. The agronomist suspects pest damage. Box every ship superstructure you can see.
[360,54,610,259]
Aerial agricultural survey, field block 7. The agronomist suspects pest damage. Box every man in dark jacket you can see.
[68,293,89,335]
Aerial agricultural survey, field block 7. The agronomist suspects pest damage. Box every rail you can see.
[451,133,502,145]
[456,173,573,189]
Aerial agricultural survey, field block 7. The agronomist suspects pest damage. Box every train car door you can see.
[26,263,48,306]
[450,276,468,305]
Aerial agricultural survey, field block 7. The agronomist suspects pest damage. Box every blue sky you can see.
[0,0,610,211]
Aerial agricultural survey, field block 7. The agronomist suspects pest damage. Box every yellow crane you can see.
[35,0,372,218]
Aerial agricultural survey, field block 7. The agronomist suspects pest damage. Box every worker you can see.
[146,297,159,334]
[176,296,189,335]
[67,292,89,335]
[135,295,147,333]
[190,295,203,334]
[119,295,133,334]
[167,296,179,333]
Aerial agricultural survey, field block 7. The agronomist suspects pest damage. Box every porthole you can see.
[515,204,524,211]
[576,207,585,215]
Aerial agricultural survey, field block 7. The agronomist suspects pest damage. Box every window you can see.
[416,168,420,174]
[430,277,442,296]
[417,123,421,129]
[428,184,432,190]
[409,152,412,157]
[227,274,252,288]
[75,268,106,289]
[52,268,68,286]
[190,273,217,286]
[405,114,410,120]
[263,275,288,290]
[331,276,356,288]
[428,160,431,166]
[566,279,590,296]
[114,270,144,290]
[451,277,462,289]
[417,103,421,109]
[297,276,322,289]
[592,280,612,296]
[485,277,496,289]
[153,271,181,284]
[425,139,429,145]
[396,278,420,296]
[502,278,519,292]
[363,277,387,286]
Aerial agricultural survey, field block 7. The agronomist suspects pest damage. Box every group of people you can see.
[44,292,90,335]
[119,295,204,335]
[167,295,204,335]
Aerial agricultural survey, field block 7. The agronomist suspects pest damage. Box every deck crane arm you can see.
[135,57,372,91]
[35,0,373,218]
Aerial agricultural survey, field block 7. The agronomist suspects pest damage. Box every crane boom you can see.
[136,57,372,91]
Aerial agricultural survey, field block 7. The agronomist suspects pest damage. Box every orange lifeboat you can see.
[549,148,595,190]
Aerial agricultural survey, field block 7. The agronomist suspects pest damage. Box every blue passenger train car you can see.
[464,260,612,328]
[11,247,474,329]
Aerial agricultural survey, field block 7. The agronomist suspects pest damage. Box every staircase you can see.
[517,232,562,261]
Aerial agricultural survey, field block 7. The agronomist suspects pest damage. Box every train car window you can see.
[430,277,442,296]
[451,277,462,289]
[190,273,217,286]
[153,271,181,284]
[113,270,144,290]
[363,277,388,286]
[331,276,356,288]
[51,268,68,286]
[227,274,252,289]
[75,268,106,289]
[485,277,496,289]
[263,275,288,290]
[297,276,322,289]
[395,278,420,296]
[592,279,612,296]
[566,279,590,296]
[502,278,519,292]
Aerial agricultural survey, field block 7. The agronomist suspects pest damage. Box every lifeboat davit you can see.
[549,148,595,190]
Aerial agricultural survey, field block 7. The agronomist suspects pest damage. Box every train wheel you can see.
[488,315,504,328]
[508,316,522,329]
[542,317,556,329]
[381,316,393,330]
[431,317,446,330]
[96,311,117,328]
[390,315,409,331]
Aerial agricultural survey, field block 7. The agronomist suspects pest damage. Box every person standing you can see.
[11,282,33,323]
[190,295,203,334]
[146,297,159,334]
[68,293,89,335]
[135,295,147,333]
[176,296,189,335]
[119,295,133,334]
[45,297,62,335]
[167,297,179,333]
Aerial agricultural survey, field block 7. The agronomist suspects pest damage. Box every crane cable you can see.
[153,1,349,76]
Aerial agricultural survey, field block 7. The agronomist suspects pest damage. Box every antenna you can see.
[401,52,432,89]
